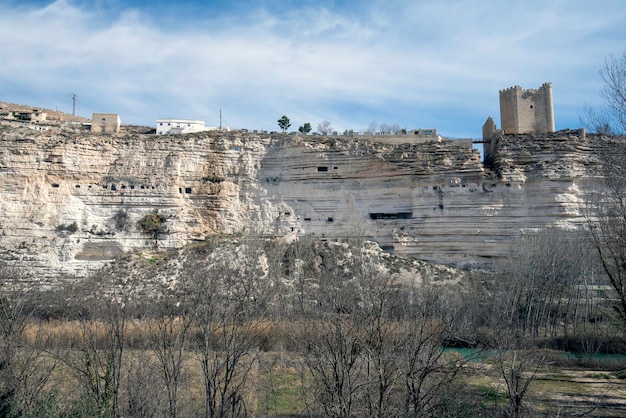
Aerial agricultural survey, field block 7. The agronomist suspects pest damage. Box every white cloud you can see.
[0,0,624,136]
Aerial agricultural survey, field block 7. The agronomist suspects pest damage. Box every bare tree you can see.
[145,296,193,418]
[366,121,378,135]
[0,268,57,417]
[123,352,164,418]
[580,104,616,135]
[399,285,467,417]
[294,243,369,418]
[580,55,626,317]
[389,123,401,135]
[494,339,545,418]
[297,315,363,418]
[294,241,469,417]
[479,274,546,418]
[61,273,132,417]
[587,137,626,326]
[317,120,333,136]
[0,273,30,416]
[580,49,626,134]
[599,50,626,132]
[378,123,401,135]
[182,237,272,418]
[358,269,404,418]
[498,229,600,338]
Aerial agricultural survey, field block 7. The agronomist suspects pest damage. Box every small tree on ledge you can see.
[298,122,312,134]
[277,115,291,133]
[138,210,167,239]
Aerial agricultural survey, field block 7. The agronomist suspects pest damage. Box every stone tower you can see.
[499,83,555,134]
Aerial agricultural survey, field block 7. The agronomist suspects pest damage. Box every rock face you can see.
[0,124,612,282]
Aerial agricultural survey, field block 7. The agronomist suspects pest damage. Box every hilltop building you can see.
[157,119,207,135]
[0,108,47,123]
[482,83,555,166]
[156,119,229,135]
[408,129,441,140]
[91,113,121,133]
[499,83,555,134]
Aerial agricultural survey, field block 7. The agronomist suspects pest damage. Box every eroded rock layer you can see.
[0,125,610,281]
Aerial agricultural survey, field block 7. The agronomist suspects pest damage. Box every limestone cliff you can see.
[0,124,610,281]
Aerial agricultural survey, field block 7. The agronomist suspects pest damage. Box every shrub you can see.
[202,176,224,183]
[56,221,78,234]
[138,210,166,238]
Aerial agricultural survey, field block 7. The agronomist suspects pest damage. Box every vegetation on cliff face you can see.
[55,221,78,234]
[137,210,167,238]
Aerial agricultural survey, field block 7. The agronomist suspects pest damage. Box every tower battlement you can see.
[499,85,522,93]
[499,82,554,134]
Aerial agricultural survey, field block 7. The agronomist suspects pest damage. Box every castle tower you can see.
[499,83,555,134]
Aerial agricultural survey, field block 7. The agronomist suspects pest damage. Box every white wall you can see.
[156,119,207,135]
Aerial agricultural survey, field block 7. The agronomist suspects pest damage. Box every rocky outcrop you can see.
[0,124,612,282]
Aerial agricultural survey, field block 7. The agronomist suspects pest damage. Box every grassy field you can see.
[252,349,626,417]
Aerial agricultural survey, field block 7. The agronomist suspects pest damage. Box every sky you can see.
[1,0,625,138]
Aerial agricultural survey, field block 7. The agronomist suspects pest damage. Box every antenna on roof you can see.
[68,93,77,116]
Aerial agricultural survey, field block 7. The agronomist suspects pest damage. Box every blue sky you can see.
[1,0,625,137]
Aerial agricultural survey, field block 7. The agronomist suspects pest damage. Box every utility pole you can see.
[68,93,77,116]
[219,108,222,132]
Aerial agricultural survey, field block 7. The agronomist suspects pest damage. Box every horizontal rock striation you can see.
[0,124,614,281]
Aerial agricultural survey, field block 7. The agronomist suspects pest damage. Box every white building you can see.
[156,119,227,135]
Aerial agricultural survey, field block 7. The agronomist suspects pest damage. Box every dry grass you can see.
[21,317,284,351]
[14,319,626,417]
